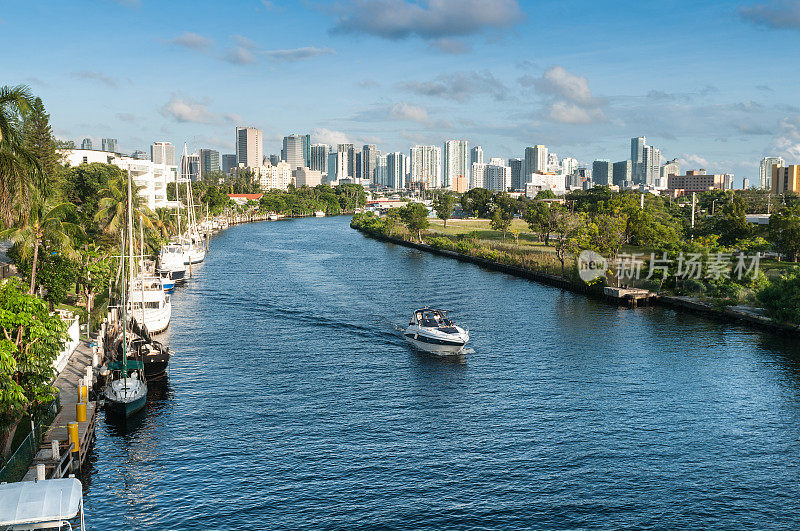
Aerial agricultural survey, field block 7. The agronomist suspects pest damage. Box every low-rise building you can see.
[60,148,175,210]
[293,167,323,188]
[667,170,733,196]
[255,161,292,190]
[525,172,566,196]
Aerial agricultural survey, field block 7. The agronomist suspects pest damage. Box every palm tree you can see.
[153,207,175,239]
[95,171,156,238]
[0,85,40,225]
[1,192,82,294]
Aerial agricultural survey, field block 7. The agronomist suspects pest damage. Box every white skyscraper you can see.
[643,145,661,186]
[759,156,785,189]
[486,158,511,192]
[547,152,560,173]
[561,157,578,176]
[281,134,306,171]
[631,136,646,182]
[386,152,408,189]
[471,162,487,189]
[443,140,468,189]
[375,154,387,187]
[151,142,175,166]
[409,145,441,188]
[236,127,263,169]
[524,145,548,181]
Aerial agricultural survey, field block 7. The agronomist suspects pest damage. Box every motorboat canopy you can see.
[0,478,85,530]
[411,308,459,333]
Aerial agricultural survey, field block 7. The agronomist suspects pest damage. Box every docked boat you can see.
[176,233,206,264]
[128,275,171,334]
[403,308,469,355]
[117,318,171,378]
[0,478,86,531]
[159,243,186,284]
[104,358,147,417]
[313,210,326,217]
[267,213,279,221]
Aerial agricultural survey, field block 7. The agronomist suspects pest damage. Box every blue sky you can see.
[3,0,800,184]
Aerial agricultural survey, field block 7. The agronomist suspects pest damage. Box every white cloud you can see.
[679,154,710,168]
[772,117,800,158]
[329,0,522,40]
[72,71,117,87]
[160,96,221,124]
[262,46,336,62]
[166,32,213,50]
[400,71,507,101]
[534,66,597,105]
[311,128,351,146]
[546,101,605,125]
[389,102,429,123]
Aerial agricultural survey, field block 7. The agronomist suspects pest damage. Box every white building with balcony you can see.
[61,149,175,210]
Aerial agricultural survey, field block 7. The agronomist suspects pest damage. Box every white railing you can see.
[53,311,80,374]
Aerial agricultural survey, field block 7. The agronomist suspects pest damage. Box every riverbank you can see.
[351,219,800,336]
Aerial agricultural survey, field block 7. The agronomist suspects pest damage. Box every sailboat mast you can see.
[139,213,146,324]
[127,171,135,290]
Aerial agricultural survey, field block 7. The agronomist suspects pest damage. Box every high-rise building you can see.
[101,138,118,153]
[631,136,646,182]
[643,145,661,186]
[375,154,388,187]
[592,159,612,186]
[612,160,632,186]
[303,134,311,168]
[222,154,237,175]
[310,144,330,174]
[772,165,800,195]
[180,152,200,182]
[409,145,442,188]
[660,158,681,186]
[743,178,751,189]
[131,150,149,160]
[281,134,306,171]
[268,154,279,166]
[386,152,408,189]
[443,140,468,190]
[470,146,483,185]
[361,144,379,183]
[236,127,263,168]
[524,145,548,181]
[760,156,785,190]
[547,152,560,173]
[327,152,338,184]
[561,157,578,177]
[509,158,524,191]
[486,158,511,192]
[151,142,175,166]
[199,149,220,179]
[669,170,733,194]
[471,162,487,189]
[336,144,354,178]
[81,138,93,150]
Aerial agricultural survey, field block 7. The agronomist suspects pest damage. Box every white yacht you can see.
[404,308,470,355]
[177,233,206,264]
[159,243,186,283]
[128,275,172,334]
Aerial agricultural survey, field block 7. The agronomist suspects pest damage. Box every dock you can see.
[21,338,100,481]
[603,286,657,307]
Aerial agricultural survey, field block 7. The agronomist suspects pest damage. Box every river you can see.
[82,215,800,529]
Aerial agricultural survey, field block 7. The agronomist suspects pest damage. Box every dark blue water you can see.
[83,216,800,529]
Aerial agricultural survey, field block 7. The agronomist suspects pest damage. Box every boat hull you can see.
[403,332,467,355]
[130,299,172,334]
[105,394,146,418]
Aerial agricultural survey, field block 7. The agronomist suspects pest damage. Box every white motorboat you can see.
[128,275,171,334]
[313,210,326,217]
[0,478,86,530]
[404,308,469,355]
[159,243,186,283]
[175,233,206,264]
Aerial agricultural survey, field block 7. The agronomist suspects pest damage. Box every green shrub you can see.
[757,271,800,324]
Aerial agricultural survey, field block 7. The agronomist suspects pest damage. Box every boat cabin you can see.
[0,478,85,531]
[411,309,455,329]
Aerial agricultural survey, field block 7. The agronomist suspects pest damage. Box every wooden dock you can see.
[603,286,657,307]
[21,339,99,481]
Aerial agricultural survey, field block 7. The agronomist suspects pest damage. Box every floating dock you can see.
[603,287,657,307]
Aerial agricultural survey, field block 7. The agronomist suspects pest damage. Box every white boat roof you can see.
[0,478,83,526]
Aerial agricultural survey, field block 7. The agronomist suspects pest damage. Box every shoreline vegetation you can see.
[350,195,800,335]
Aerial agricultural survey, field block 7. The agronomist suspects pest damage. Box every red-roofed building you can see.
[228,193,263,205]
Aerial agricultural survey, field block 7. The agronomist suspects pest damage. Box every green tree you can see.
[1,194,81,294]
[22,97,61,197]
[552,208,589,276]
[490,207,513,241]
[95,171,155,238]
[0,84,39,224]
[524,202,556,244]
[0,279,68,433]
[61,162,124,228]
[535,189,557,200]
[460,188,492,218]
[76,244,113,332]
[399,202,430,243]
[709,195,751,246]
[433,193,455,228]
[768,204,800,261]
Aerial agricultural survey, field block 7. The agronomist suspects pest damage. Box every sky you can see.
[3,0,800,185]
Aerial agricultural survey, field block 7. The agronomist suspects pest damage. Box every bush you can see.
[757,271,800,324]
[426,237,455,251]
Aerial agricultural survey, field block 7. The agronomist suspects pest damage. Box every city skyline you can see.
[3,0,800,184]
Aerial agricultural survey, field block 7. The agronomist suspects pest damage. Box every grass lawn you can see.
[428,218,547,246]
